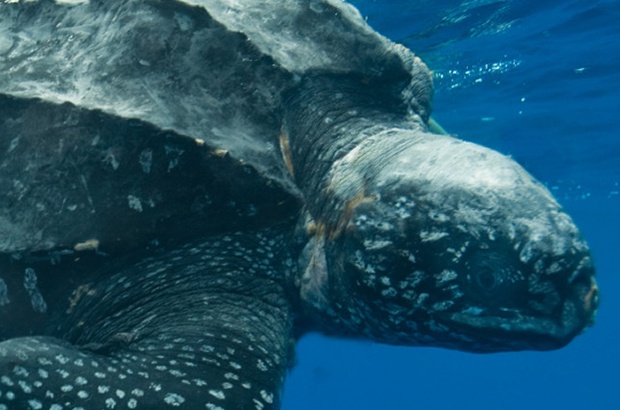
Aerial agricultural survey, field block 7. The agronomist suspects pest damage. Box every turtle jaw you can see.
[436,277,599,352]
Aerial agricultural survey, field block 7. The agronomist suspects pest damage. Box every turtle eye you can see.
[474,266,499,292]
[464,250,503,294]
[465,253,528,308]
[465,251,518,298]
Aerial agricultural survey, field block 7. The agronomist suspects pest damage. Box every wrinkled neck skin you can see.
[282,74,427,220]
[284,76,599,352]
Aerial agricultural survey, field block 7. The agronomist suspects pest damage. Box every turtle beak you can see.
[440,274,599,352]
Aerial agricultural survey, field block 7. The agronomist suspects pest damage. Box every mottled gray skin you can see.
[0,1,598,409]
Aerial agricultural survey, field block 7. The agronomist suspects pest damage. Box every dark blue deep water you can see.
[283,1,619,409]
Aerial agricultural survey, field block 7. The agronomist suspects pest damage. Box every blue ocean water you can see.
[282,1,619,409]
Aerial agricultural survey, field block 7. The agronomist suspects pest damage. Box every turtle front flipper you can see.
[0,231,294,410]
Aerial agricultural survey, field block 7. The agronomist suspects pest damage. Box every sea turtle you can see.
[0,1,598,409]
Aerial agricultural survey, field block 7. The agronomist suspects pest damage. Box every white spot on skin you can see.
[463,306,485,315]
[419,230,449,242]
[169,369,185,377]
[428,210,450,222]
[253,398,265,410]
[149,383,162,392]
[0,278,9,306]
[127,195,143,212]
[27,399,42,410]
[164,145,184,172]
[8,136,20,152]
[56,369,70,379]
[208,390,225,400]
[256,359,268,371]
[224,373,238,380]
[104,152,120,170]
[432,300,455,311]
[363,239,393,250]
[381,287,397,298]
[18,380,32,393]
[164,393,185,406]
[139,149,153,173]
[131,388,145,397]
[23,268,47,313]
[73,239,99,252]
[28,290,47,313]
[13,366,29,377]
[436,270,458,284]
[260,390,274,404]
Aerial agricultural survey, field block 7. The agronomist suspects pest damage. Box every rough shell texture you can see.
[0,0,431,254]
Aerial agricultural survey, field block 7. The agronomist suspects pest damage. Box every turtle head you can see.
[300,130,598,352]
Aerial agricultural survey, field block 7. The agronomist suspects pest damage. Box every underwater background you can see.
[282,0,619,409]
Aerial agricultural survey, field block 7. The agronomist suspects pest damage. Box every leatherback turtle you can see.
[0,1,598,409]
